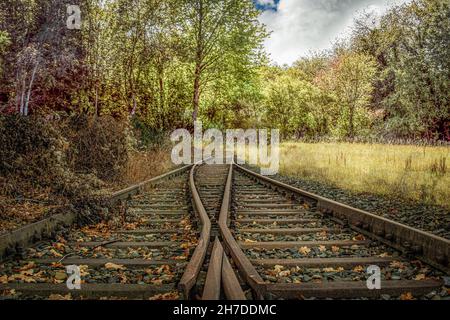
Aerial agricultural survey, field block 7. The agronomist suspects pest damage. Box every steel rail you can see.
[218,164,267,299]
[196,163,247,300]
[221,251,247,300]
[178,162,212,299]
[202,237,224,300]
[235,164,449,275]
[218,162,445,299]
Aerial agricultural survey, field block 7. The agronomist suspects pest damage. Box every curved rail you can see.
[178,163,212,299]
[218,164,266,299]
[234,164,450,275]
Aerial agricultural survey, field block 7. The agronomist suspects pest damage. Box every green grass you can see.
[278,142,450,208]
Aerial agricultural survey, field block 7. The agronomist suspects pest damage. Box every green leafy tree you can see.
[182,0,267,122]
[322,52,377,138]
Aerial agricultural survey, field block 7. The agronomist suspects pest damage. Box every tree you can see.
[182,0,266,122]
[261,65,334,138]
[351,0,450,139]
[323,52,377,138]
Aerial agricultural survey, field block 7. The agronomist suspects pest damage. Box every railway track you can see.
[0,165,209,300]
[1,162,448,300]
[216,163,448,300]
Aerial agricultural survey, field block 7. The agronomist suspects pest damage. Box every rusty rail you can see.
[178,163,212,299]
[202,237,224,300]
[218,164,267,299]
[235,164,449,275]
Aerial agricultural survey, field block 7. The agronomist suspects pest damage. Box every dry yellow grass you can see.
[279,142,450,208]
[120,147,174,187]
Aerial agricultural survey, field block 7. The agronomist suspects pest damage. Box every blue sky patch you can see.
[253,0,280,11]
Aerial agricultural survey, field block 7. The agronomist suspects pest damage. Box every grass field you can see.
[278,142,450,208]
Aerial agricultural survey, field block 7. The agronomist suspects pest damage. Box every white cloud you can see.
[259,0,411,65]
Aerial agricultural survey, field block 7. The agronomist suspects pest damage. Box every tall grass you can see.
[120,147,174,187]
[279,142,450,208]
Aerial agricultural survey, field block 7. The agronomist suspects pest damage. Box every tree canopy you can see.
[0,0,448,140]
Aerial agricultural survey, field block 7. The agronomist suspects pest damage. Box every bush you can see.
[61,115,129,181]
[0,114,129,199]
[0,114,64,195]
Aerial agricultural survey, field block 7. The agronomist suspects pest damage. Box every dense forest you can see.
[0,0,448,140]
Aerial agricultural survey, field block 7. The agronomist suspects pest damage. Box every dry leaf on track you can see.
[298,246,311,255]
[353,234,365,241]
[150,279,163,285]
[414,274,426,281]
[353,265,364,273]
[0,275,8,284]
[149,292,180,300]
[400,292,414,300]
[48,294,72,300]
[390,261,405,269]
[105,263,126,270]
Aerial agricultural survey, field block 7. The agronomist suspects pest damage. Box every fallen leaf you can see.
[318,245,326,252]
[53,242,65,251]
[298,246,311,255]
[151,279,163,285]
[278,270,290,277]
[0,275,8,284]
[273,265,284,273]
[49,249,63,258]
[353,234,366,241]
[353,265,364,273]
[390,261,405,269]
[19,262,35,271]
[331,246,340,253]
[79,265,90,277]
[8,272,36,283]
[400,292,414,300]
[149,292,180,300]
[180,243,190,249]
[414,274,426,281]
[50,262,64,268]
[244,239,257,243]
[105,263,126,270]
[48,294,72,300]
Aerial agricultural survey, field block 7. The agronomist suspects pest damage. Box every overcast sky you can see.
[254,0,410,65]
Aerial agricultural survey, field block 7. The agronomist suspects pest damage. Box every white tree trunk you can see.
[19,77,26,115]
[24,62,39,116]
